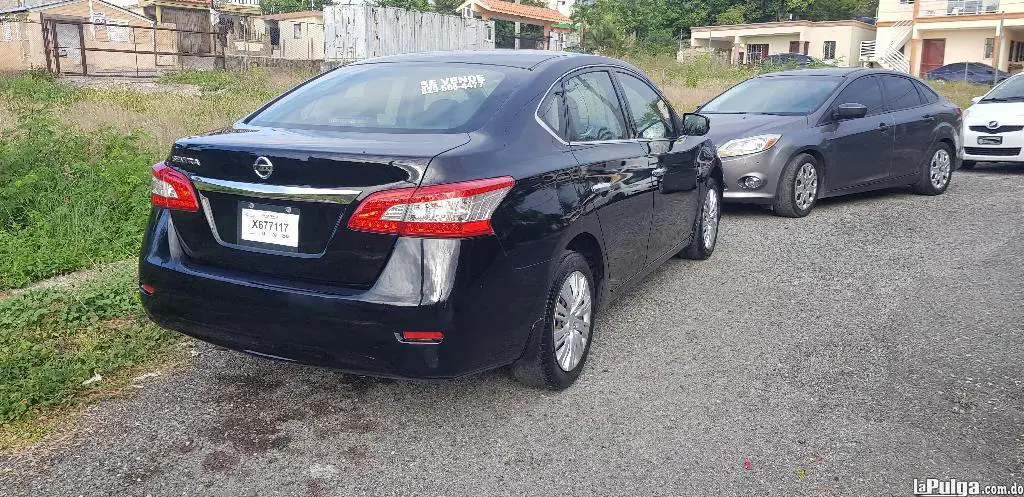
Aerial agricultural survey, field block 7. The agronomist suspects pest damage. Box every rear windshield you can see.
[701,76,842,115]
[247,63,520,133]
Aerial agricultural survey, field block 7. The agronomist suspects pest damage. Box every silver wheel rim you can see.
[553,271,592,372]
[930,149,951,189]
[794,162,818,210]
[701,187,720,250]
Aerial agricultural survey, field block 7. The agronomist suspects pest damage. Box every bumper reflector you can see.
[400,331,445,343]
[140,284,155,295]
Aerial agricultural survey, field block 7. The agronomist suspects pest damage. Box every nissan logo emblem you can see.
[253,156,274,179]
[987,120,1000,129]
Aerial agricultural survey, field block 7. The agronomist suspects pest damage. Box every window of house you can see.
[563,71,628,142]
[617,72,674,140]
[984,38,994,59]
[832,76,885,117]
[899,0,915,4]
[746,43,768,63]
[485,23,493,42]
[293,23,302,39]
[1,21,16,42]
[823,40,837,60]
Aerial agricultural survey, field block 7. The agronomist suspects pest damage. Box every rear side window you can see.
[881,75,924,111]
[563,71,628,142]
[833,76,885,116]
[538,88,565,139]
[616,72,675,140]
[914,80,940,103]
[247,63,515,133]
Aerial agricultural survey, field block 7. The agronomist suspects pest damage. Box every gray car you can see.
[699,68,962,217]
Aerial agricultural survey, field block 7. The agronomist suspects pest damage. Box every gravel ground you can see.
[2,166,1022,497]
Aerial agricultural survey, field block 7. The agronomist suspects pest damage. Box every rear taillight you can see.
[151,162,199,212]
[347,176,514,238]
[955,108,963,118]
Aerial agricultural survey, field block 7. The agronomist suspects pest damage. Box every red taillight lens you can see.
[347,176,514,238]
[955,108,963,118]
[151,162,199,212]
[400,331,444,343]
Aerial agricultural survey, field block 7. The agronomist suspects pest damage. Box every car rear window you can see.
[247,63,519,133]
[700,76,842,115]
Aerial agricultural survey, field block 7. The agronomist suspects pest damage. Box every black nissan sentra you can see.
[141,50,723,389]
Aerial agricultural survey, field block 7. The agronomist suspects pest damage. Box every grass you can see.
[0,262,180,451]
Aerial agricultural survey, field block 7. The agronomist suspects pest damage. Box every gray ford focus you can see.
[699,68,962,217]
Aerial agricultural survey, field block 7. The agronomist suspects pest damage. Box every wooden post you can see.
[77,21,87,75]
[50,21,61,75]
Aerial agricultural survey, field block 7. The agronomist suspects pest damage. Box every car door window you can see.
[563,71,628,142]
[881,75,924,111]
[913,80,939,103]
[538,84,566,140]
[616,72,675,140]
[833,76,885,116]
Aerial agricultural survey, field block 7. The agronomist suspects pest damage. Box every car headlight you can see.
[718,134,781,158]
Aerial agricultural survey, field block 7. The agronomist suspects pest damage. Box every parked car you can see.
[961,73,1024,169]
[762,53,817,67]
[698,68,961,217]
[140,51,723,390]
[926,62,1010,85]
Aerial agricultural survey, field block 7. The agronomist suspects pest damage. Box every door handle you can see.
[591,182,613,194]
[922,114,936,122]
[652,167,668,178]
[878,122,890,132]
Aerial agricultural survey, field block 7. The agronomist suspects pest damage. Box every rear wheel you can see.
[679,175,721,260]
[913,143,953,195]
[773,153,820,218]
[511,252,595,390]
[960,160,976,170]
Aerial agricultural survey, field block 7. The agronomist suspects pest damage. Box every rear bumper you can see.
[140,210,550,379]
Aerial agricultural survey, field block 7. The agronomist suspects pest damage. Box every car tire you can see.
[679,175,721,260]
[773,153,821,218]
[913,142,953,195]
[511,251,595,390]
[960,160,976,170]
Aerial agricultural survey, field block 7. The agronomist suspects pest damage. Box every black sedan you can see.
[140,50,723,390]
[699,68,961,217]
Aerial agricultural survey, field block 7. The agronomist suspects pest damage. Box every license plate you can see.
[978,136,1003,145]
[238,202,299,249]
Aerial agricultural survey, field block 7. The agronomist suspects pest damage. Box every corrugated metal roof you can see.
[262,10,322,21]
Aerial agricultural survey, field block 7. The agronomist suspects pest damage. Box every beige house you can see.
[262,10,324,60]
[871,0,1024,76]
[0,0,155,73]
[690,20,877,67]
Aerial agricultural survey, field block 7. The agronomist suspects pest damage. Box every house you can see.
[690,19,877,67]
[459,0,572,49]
[0,0,155,73]
[262,10,323,60]
[870,0,1024,76]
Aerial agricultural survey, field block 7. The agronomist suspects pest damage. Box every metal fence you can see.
[0,11,325,77]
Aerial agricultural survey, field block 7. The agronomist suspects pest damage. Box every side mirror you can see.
[834,103,868,120]
[678,113,710,136]
[971,96,983,104]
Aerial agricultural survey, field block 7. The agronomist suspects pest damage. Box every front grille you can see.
[963,147,1022,156]
[968,125,1024,134]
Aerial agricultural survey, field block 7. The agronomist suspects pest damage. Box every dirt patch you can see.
[201,450,240,472]
[63,76,201,96]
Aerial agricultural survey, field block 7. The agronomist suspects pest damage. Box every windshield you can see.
[247,63,519,133]
[701,76,842,115]
[982,76,1024,101]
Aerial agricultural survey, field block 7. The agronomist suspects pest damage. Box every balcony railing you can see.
[918,0,1000,17]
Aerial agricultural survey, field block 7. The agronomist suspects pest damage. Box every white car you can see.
[962,74,1024,169]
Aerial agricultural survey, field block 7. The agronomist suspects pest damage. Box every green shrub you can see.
[0,109,158,290]
[0,263,176,426]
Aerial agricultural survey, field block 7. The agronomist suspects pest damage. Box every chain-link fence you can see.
[0,10,325,77]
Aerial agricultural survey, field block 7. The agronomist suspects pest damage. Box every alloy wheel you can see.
[794,162,818,210]
[930,148,951,189]
[701,187,720,250]
[552,271,592,372]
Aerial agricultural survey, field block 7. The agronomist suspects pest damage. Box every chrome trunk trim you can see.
[190,175,362,204]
